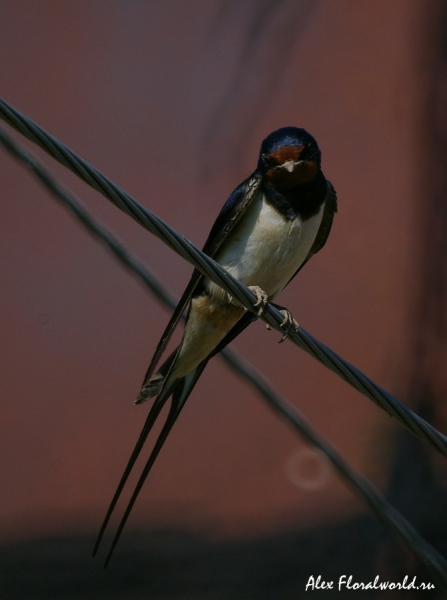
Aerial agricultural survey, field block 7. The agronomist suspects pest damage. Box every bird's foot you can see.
[248,285,269,316]
[272,304,299,343]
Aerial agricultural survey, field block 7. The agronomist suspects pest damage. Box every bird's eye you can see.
[262,153,275,167]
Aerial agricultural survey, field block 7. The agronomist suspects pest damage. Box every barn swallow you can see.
[94,126,337,565]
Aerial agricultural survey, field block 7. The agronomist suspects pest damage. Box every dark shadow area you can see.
[2,486,446,600]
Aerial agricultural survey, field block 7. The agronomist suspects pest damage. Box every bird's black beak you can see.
[276,159,307,174]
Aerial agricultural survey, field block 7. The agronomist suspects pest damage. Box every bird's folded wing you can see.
[141,172,263,384]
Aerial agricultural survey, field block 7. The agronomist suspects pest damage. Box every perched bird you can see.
[94,126,337,565]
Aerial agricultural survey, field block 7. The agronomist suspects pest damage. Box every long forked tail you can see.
[93,312,257,566]
[93,363,207,567]
[92,391,168,558]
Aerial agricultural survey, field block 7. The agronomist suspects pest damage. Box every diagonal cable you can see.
[1,97,447,461]
[1,126,447,587]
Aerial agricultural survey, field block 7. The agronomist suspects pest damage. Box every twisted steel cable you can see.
[1,125,447,586]
[0,97,446,460]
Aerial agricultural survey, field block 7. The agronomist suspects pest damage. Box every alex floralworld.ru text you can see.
[305,574,435,591]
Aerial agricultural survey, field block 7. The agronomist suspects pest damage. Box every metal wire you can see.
[1,125,447,587]
[1,97,447,461]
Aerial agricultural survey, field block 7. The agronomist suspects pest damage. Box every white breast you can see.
[207,190,324,302]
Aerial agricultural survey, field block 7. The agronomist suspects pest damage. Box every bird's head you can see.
[258,127,321,189]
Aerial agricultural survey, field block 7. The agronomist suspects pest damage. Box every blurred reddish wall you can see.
[0,0,421,542]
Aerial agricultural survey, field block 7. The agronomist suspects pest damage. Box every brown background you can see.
[0,0,428,563]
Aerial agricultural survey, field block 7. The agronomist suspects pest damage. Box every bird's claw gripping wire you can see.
[274,306,300,343]
[248,285,269,316]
